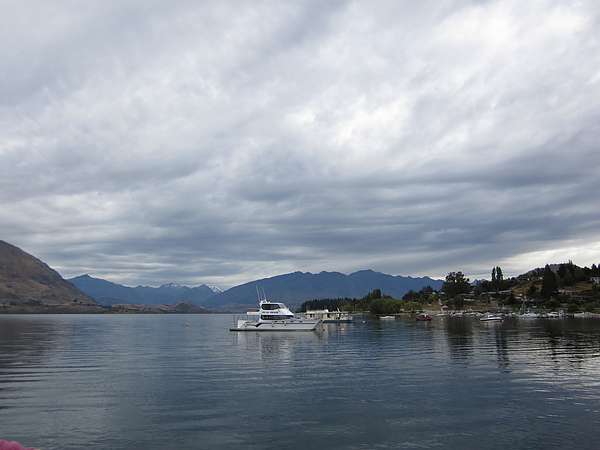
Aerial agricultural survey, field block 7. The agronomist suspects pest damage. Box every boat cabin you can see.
[246,301,294,321]
[260,302,286,311]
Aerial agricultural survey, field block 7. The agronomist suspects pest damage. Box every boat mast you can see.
[256,286,267,303]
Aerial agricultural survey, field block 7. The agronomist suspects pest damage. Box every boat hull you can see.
[480,315,503,322]
[230,319,322,331]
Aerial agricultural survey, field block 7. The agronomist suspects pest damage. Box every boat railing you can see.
[232,314,257,323]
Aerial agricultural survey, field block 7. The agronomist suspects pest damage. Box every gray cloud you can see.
[1,0,599,288]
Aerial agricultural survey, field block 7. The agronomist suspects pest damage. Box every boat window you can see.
[262,303,278,310]
[261,315,289,320]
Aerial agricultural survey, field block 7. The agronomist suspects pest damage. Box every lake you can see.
[1,314,599,449]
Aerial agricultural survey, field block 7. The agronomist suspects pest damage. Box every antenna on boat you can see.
[256,286,267,302]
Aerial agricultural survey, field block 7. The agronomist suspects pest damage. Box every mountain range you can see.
[69,270,444,311]
[68,274,218,306]
[202,270,444,311]
[0,239,444,312]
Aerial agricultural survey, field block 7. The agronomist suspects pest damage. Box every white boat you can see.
[230,296,322,331]
[518,312,542,318]
[305,309,353,323]
[379,315,395,320]
[480,314,503,322]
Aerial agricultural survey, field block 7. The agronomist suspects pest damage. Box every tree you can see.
[370,298,405,315]
[540,264,558,300]
[406,301,423,312]
[573,266,586,282]
[491,266,504,291]
[402,286,437,304]
[449,296,465,310]
[402,290,417,301]
[442,271,471,298]
[563,269,574,286]
[546,299,561,310]
[474,280,491,298]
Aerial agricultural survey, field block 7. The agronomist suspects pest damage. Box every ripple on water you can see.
[1,314,599,449]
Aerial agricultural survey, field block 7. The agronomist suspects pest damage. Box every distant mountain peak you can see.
[160,283,184,289]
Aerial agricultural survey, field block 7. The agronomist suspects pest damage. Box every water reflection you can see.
[434,316,600,377]
[2,314,600,449]
[442,317,476,362]
[232,329,322,364]
[0,316,65,358]
[483,322,512,372]
[0,316,75,404]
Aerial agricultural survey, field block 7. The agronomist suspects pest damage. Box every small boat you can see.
[230,291,322,331]
[379,315,395,320]
[480,314,503,322]
[305,309,353,323]
[518,312,542,319]
[416,314,432,321]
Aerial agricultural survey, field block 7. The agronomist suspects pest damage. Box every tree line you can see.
[298,286,441,315]
[298,261,600,314]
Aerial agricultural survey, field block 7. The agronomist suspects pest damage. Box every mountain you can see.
[110,301,214,314]
[0,240,444,314]
[203,270,444,311]
[68,274,217,306]
[209,285,224,294]
[0,240,98,310]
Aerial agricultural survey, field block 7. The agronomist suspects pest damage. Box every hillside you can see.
[108,301,214,314]
[0,240,99,311]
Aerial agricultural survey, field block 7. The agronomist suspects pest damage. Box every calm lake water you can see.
[1,313,599,449]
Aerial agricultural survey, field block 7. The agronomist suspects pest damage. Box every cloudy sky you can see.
[1,0,599,289]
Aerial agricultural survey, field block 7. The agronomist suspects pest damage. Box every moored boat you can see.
[305,309,353,323]
[416,314,432,321]
[230,295,322,331]
[518,312,542,318]
[573,312,594,318]
[480,314,503,322]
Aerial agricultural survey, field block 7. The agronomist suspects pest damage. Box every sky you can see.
[1,0,599,289]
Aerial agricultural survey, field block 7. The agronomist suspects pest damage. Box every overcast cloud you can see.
[1,0,599,288]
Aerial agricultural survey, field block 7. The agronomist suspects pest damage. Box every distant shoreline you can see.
[0,304,216,314]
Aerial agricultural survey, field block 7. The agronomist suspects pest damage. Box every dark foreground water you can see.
[1,314,599,449]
